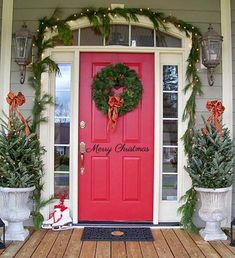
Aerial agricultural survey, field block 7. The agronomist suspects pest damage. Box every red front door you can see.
[78,52,154,221]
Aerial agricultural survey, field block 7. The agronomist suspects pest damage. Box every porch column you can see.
[220,0,233,225]
[221,0,233,134]
[0,0,13,118]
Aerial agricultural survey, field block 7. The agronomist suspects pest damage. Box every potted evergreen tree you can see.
[185,100,235,241]
[0,92,44,241]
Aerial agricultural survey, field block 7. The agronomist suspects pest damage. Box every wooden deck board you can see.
[140,241,158,257]
[47,229,73,258]
[152,229,174,258]
[79,241,96,258]
[63,228,83,258]
[0,241,26,258]
[14,229,47,258]
[189,232,222,258]
[1,228,235,257]
[174,229,205,258]
[31,229,59,258]
[96,241,110,258]
[210,240,235,258]
[162,228,190,258]
[126,241,143,258]
[111,241,126,258]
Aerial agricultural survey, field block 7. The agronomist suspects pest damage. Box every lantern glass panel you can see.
[25,37,33,63]
[208,40,219,61]
[15,37,27,59]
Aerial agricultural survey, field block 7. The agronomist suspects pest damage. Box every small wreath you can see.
[92,63,143,130]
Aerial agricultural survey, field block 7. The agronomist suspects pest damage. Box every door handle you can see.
[80,142,86,175]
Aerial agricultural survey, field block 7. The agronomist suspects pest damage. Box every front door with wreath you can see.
[78,52,154,221]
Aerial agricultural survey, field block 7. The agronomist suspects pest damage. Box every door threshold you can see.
[73,221,180,228]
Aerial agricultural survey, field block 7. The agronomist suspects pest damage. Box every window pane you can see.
[54,146,70,171]
[163,120,178,145]
[54,120,70,144]
[156,32,182,47]
[162,175,177,200]
[80,27,103,46]
[163,147,177,173]
[163,65,178,91]
[163,93,178,118]
[55,91,70,117]
[106,25,129,46]
[54,174,69,199]
[56,64,71,91]
[131,26,154,47]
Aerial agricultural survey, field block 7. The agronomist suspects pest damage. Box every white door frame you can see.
[40,19,192,224]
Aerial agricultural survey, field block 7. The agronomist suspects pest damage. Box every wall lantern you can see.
[0,218,5,249]
[12,24,33,84]
[230,218,235,246]
[200,24,223,86]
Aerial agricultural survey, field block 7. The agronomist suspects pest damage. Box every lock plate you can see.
[80,121,86,129]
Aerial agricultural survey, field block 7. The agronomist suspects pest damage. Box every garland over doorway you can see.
[30,7,203,231]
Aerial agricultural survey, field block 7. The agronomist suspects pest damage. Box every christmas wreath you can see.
[92,63,143,130]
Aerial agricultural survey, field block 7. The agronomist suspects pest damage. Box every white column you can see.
[0,0,13,118]
[220,0,233,226]
[221,0,233,134]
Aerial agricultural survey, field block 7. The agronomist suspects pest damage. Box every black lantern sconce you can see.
[230,218,235,246]
[0,218,5,249]
[12,24,33,84]
[200,24,223,86]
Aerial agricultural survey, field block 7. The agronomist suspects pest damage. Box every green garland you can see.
[31,7,202,231]
[92,63,142,116]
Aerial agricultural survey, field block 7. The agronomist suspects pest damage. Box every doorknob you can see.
[80,142,86,175]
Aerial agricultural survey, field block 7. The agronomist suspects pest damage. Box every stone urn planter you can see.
[0,186,35,241]
[195,186,232,241]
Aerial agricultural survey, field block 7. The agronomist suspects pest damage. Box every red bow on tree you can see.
[108,96,124,131]
[6,91,30,136]
[203,99,225,137]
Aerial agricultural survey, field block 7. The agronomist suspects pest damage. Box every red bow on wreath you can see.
[6,91,30,136]
[203,99,225,137]
[108,96,124,131]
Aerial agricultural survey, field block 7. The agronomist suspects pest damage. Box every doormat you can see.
[81,227,154,241]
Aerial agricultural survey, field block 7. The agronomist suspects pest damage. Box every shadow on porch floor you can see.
[0,228,235,257]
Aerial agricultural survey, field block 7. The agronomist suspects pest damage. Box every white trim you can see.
[221,0,233,135]
[42,17,191,224]
[220,0,233,227]
[0,0,13,118]
[70,50,79,223]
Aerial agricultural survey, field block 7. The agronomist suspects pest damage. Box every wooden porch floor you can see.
[0,228,235,258]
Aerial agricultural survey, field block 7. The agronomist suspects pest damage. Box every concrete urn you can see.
[195,186,232,241]
[0,186,34,241]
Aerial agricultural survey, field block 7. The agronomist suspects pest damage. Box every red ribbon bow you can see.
[6,91,30,136]
[203,100,225,136]
[108,96,124,131]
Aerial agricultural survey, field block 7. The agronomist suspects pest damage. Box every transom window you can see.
[55,24,182,47]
